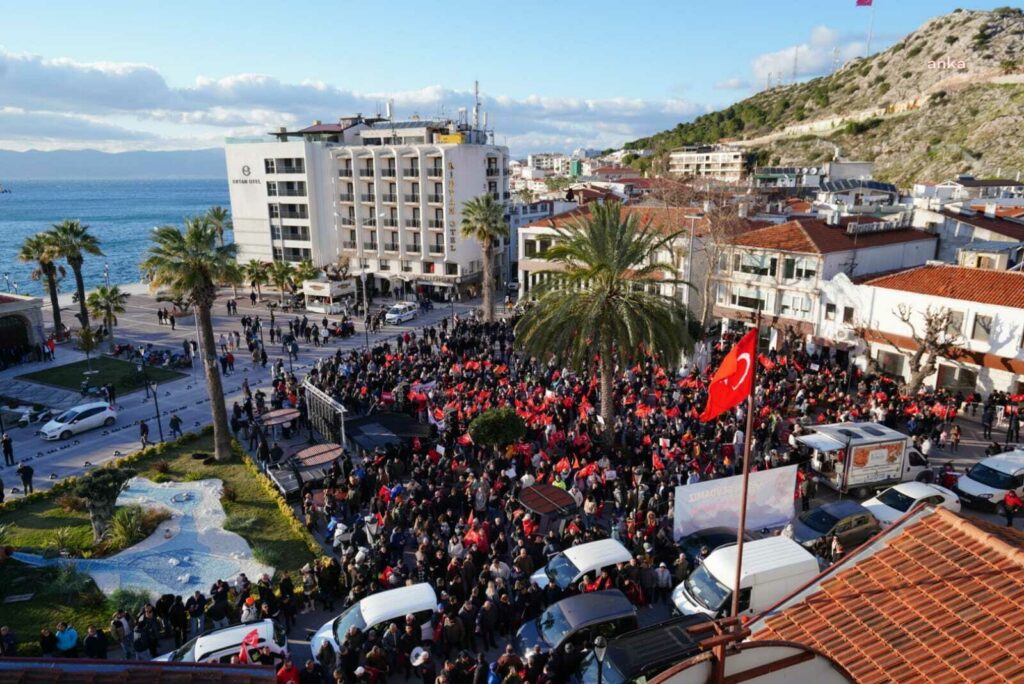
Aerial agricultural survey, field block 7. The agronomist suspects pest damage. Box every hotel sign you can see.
[447,161,457,253]
[232,164,262,185]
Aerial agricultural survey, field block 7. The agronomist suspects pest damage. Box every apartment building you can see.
[226,114,509,298]
[668,145,748,182]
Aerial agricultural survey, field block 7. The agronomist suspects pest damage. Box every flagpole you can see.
[730,309,761,624]
[866,1,876,55]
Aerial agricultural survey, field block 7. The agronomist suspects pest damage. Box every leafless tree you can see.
[696,205,749,329]
[852,305,963,392]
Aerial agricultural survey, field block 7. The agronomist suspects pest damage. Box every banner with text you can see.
[673,464,798,540]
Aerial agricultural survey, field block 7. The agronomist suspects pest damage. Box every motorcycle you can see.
[16,406,54,429]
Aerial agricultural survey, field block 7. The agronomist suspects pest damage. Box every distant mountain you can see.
[625,8,1024,185]
[0,148,227,180]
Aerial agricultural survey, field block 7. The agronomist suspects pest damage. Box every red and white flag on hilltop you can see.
[236,628,261,663]
[699,329,757,422]
[856,0,872,6]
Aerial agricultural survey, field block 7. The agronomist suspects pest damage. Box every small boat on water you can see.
[0,182,11,194]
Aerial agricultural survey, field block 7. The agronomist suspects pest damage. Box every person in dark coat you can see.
[83,625,108,659]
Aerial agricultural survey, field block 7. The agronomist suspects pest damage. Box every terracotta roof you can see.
[968,205,1024,219]
[941,210,1024,241]
[592,166,629,175]
[731,219,934,254]
[864,264,1024,309]
[0,659,275,683]
[525,205,710,236]
[752,508,1024,684]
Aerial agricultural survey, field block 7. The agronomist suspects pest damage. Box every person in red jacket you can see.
[276,658,300,684]
[1003,489,1023,528]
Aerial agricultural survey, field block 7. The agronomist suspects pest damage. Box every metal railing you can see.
[404,194,421,203]
[427,194,443,203]
[358,169,375,177]
[427,219,444,228]
[402,168,419,177]
[405,219,421,228]
[383,243,400,252]
[427,168,443,178]
[381,194,397,203]
[338,193,354,202]
[429,245,444,254]
[342,241,357,249]
[338,169,353,177]
[339,217,356,226]
[360,194,376,202]
[380,168,397,177]
[382,219,398,227]
[406,243,422,252]
[363,241,379,250]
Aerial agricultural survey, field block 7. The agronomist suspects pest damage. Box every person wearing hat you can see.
[411,646,436,684]
[655,561,673,603]
[240,596,259,623]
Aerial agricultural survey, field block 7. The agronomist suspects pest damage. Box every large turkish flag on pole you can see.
[699,329,757,422]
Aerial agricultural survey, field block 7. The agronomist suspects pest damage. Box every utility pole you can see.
[792,47,799,83]
[831,46,841,75]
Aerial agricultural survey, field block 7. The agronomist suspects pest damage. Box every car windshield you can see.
[799,508,839,533]
[388,307,404,315]
[683,564,731,612]
[876,487,917,513]
[169,635,201,662]
[332,603,368,644]
[536,603,572,646]
[578,651,627,684]
[545,554,581,590]
[54,410,79,423]
[968,463,1016,490]
[697,531,737,548]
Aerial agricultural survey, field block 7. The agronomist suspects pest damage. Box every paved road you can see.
[0,288,474,497]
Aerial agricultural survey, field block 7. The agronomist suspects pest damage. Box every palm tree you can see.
[268,260,296,302]
[293,259,320,284]
[460,193,509,322]
[221,259,244,299]
[86,285,130,349]
[47,220,104,330]
[514,202,694,442]
[141,218,237,460]
[206,206,232,246]
[243,260,269,301]
[18,233,66,339]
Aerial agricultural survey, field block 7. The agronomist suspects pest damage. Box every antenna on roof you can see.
[472,80,480,129]
[831,46,841,75]
[792,47,799,83]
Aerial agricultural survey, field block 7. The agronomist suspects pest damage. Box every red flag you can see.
[652,453,665,471]
[237,628,260,663]
[856,0,872,5]
[699,329,756,422]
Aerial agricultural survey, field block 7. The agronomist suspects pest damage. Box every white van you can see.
[385,302,418,325]
[531,538,633,590]
[954,450,1024,514]
[671,537,819,619]
[155,619,287,664]
[310,583,438,663]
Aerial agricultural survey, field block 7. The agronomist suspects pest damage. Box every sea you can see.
[0,178,230,297]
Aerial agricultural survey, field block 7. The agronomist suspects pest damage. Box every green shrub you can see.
[844,117,884,135]
[907,45,923,58]
[108,505,144,549]
[107,587,153,616]
[150,473,171,483]
[184,471,205,482]
[153,460,171,474]
[878,83,891,95]
[56,493,87,513]
[46,563,93,599]
[945,35,959,45]
[468,408,526,448]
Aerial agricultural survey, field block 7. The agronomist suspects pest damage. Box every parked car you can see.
[37,401,117,441]
[677,527,758,569]
[954,451,1024,514]
[514,589,638,661]
[782,500,881,551]
[310,583,437,663]
[155,619,287,664]
[862,481,961,526]
[531,538,633,590]
[571,614,711,684]
[384,302,418,324]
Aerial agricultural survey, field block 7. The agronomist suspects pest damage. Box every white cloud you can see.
[750,25,866,83]
[0,48,705,154]
[714,78,751,90]
[0,107,152,146]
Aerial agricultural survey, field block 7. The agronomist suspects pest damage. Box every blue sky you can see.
[0,0,1006,155]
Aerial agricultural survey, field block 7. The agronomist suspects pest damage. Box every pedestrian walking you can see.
[169,413,183,439]
[16,462,33,494]
[250,291,257,306]
[109,609,135,660]
[950,424,961,452]
[169,314,176,331]
[1003,489,1023,528]
[1007,410,1020,444]
[140,420,151,448]
[1,433,13,467]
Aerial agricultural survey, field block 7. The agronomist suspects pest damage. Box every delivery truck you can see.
[796,422,929,499]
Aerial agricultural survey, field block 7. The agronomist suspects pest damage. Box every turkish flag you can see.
[699,329,756,422]
[237,628,261,663]
[856,0,872,5]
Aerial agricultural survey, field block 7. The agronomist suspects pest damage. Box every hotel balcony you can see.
[427,194,443,204]
[427,219,444,229]
[363,242,379,250]
[275,165,304,174]
[383,242,400,252]
[382,218,398,227]
[339,217,356,226]
[362,218,377,227]
[405,218,422,228]
[341,241,357,250]
[402,168,419,177]
[404,194,420,203]
[358,169,375,177]
[428,245,445,254]
[338,169,353,177]
[381,194,398,203]
[278,189,307,197]
[338,193,354,202]
[406,244,422,253]
[360,194,376,202]
[380,168,397,177]
[486,168,500,176]
[427,168,443,178]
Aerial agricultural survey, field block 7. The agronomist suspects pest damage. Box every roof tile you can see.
[731,218,934,254]
[864,264,1024,309]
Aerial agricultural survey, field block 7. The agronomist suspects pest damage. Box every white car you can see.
[530,538,633,590]
[154,619,288,664]
[37,401,117,441]
[862,481,961,526]
[954,451,1024,514]
[385,302,418,325]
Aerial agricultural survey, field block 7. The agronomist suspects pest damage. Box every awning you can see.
[796,433,846,453]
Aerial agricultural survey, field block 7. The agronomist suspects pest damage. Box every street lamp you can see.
[594,635,608,684]
[136,362,165,442]
[360,271,370,349]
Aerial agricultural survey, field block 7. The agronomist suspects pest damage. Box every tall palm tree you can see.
[18,233,66,338]
[243,260,269,301]
[514,202,694,442]
[293,259,320,284]
[206,206,232,246]
[48,220,104,330]
[141,218,237,461]
[460,193,509,322]
[221,259,244,299]
[86,285,130,349]
[268,260,296,302]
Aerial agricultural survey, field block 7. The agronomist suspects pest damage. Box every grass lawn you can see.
[17,356,186,397]
[0,432,319,654]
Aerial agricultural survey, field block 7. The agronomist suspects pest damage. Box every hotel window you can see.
[359,259,369,269]
[843,306,855,324]
[268,204,280,218]
[971,314,992,342]
[446,263,459,276]
[783,257,816,280]
[733,253,776,277]
[264,159,276,173]
[825,304,836,321]
[401,260,412,272]
[266,182,278,197]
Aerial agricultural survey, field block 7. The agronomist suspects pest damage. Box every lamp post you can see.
[594,635,607,684]
[137,362,164,442]
[360,271,370,349]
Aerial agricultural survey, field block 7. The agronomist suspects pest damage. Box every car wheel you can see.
[104,416,115,426]
[59,430,73,441]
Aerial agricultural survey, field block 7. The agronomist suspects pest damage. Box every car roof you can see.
[359,583,437,628]
[886,481,947,499]
[73,401,110,411]
[562,538,632,572]
[195,619,275,654]
[552,589,636,630]
[979,451,1024,474]
[703,537,818,586]
[818,500,873,518]
[605,615,711,674]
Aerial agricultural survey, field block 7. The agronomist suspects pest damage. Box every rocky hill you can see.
[626,8,1024,186]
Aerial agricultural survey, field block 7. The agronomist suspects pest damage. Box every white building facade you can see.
[668,145,746,182]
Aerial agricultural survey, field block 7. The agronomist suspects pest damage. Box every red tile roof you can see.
[731,219,934,254]
[752,508,1024,684]
[864,264,1024,309]
[968,205,1024,219]
[526,205,710,236]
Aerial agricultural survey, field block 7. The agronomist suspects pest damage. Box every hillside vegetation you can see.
[626,8,1024,185]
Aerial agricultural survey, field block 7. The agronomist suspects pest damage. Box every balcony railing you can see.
[427,194,443,203]
[360,194,376,202]
[429,245,444,254]
[338,193,354,202]
[486,168,500,176]
[427,219,444,229]
[279,189,307,197]
[339,217,356,226]
[381,194,397,203]
[406,244,422,253]
[383,243,400,252]
[404,194,420,203]
[358,169,375,177]
[402,168,419,177]
[382,218,398,227]
[427,168,443,178]
[379,263,391,271]
[362,218,377,227]
[280,211,308,219]
[342,241,357,249]
[405,219,422,228]
[363,242,379,250]
[276,165,304,174]
[380,168,397,177]
[338,169,353,177]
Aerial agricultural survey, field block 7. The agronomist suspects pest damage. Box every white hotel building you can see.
[225,114,510,297]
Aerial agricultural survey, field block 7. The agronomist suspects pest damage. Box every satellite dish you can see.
[809,167,818,175]
[801,167,809,174]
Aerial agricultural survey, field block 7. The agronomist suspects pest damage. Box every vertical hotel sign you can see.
[447,161,457,253]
